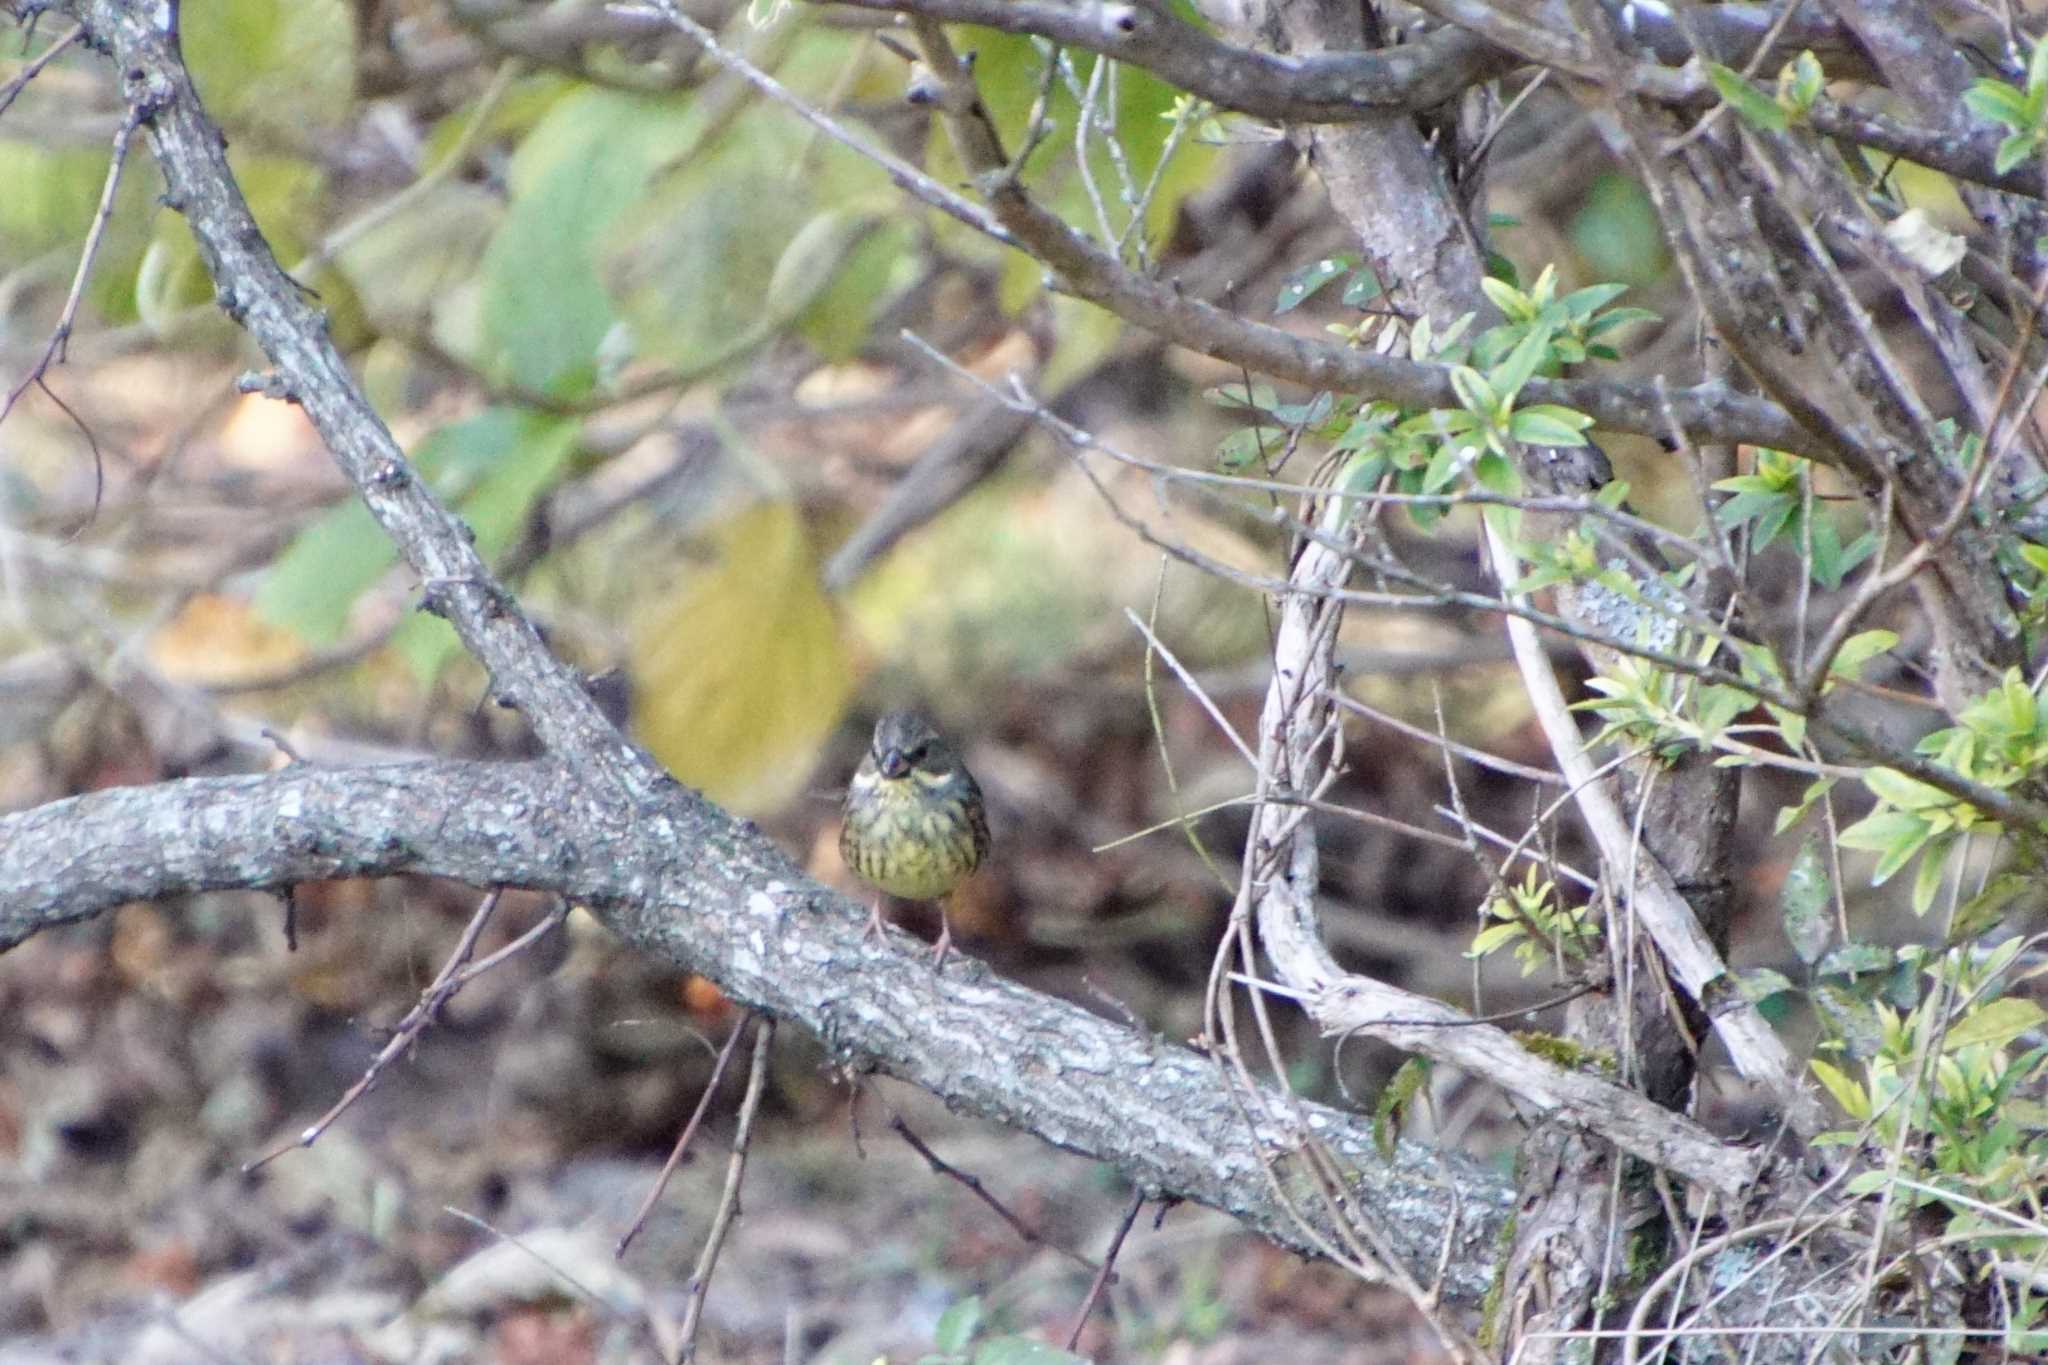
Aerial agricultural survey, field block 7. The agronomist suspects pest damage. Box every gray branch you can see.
[0,758,1509,1307]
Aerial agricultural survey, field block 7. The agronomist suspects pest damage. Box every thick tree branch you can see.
[831,0,1517,117]
[0,758,1509,1306]
[823,0,2048,201]
[822,0,1858,121]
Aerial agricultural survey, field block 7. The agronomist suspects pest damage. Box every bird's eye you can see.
[906,742,928,763]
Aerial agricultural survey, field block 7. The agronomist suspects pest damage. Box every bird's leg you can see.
[864,894,890,944]
[928,905,954,972]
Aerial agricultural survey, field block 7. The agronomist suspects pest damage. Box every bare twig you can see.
[443,1205,665,1356]
[635,0,1011,243]
[1121,607,1258,768]
[0,19,81,118]
[616,1013,754,1258]
[1065,1188,1145,1351]
[677,1014,775,1362]
[0,103,137,425]
[1481,517,1827,1137]
[244,890,567,1173]
[1329,690,1564,787]
[0,97,138,527]
[889,1114,1101,1273]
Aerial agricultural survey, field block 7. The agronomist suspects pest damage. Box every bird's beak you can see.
[879,748,910,779]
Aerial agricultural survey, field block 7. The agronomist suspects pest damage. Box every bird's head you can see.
[870,710,952,781]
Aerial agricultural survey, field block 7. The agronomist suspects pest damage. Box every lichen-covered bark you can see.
[0,757,1510,1305]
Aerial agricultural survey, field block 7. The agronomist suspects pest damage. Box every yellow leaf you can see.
[630,500,854,815]
[149,593,308,686]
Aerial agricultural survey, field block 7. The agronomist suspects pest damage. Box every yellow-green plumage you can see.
[841,767,988,897]
[840,711,989,964]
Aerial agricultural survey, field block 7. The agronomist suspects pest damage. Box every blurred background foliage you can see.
[1,0,1794,1049]
[0,0,1878,1354]
[4,0,1267,817]
[7,0,1849,1047]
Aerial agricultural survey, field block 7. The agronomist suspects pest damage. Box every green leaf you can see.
[1707,62,1789,131]
[1769,703,1808,751]
[448,410,581,556]
[1752,496,1798,550]
[1468,921,1526,958]
[1507,406,1592,447]
[1863,767,1954,812]
[183,0,356,138]
[1474,449,1519,494]
[1807,517,1846,590]
[934,1297,985,1353]
[1570,174,1669,287]
[1830,629,1897,677]
[1996,130,2040,176]
[1333,450,1389,496]
[1373,1056,1432,1159]
[1216,426,1283,470]
[1811,525,1877,592]
[1870,822,1935,886]
[1838,809,1931,885]
[1271,390,1336,430]
[1942,997,2048,1053]
[258,407,578,656]
[1910,831,1956,915]
[1488,325,1552,402]
[1964,79,2031,130]
[1206,382,1279,414]
[1422,439,1466,494]
[1711,473,1784,496]
[1809,1057,1870,1119]
[1812,982,1885,1059]
[1561,282,1629,319]
[1276,253,1358,313]
[253,500,392,646]
[1784,50,1824,112]
[1780,835,1833,964]
[1583,306,1660,338]
[769,208,895,360]
[1949,873,2034,944]
[480,88,691,398]
[1479,275,1528,319]
[1341,266,1384,306]
[1774,776,1835,835]
[1695,684,1749,740]
[1737,967,1797,1003]
[1449,364,1499,416]
[1817,941,1895,980]
[973,1338,1090,1365]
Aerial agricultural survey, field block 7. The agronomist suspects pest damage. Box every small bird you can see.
[840,710,990,969]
